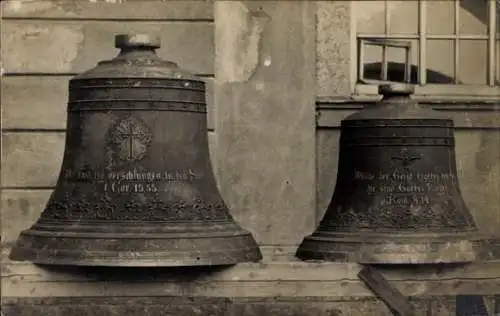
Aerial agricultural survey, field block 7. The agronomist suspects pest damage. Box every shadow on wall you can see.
[362,62,460,84]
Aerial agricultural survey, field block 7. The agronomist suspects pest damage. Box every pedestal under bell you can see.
[9,34,262,267]
[296,83,482,264]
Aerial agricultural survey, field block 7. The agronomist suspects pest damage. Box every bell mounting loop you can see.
[115,34,161,50]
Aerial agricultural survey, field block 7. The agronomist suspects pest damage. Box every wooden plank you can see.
[1,20,214,75]
[0,131,219,187]
[358,265,415,316]
[1,76,215,130]
[1,0,213,20]
[1,259,500,298]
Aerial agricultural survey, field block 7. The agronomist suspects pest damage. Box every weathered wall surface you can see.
[1,1,500,315]
[214,1,316,247]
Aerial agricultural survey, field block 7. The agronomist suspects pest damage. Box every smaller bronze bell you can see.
[296,83,481,264]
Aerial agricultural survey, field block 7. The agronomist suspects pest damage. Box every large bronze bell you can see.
[9,34,262,267]
[296,83,481,264]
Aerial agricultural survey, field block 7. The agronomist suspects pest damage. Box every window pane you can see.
[386,40,419,66]
[387,1,418,35]
[458,40,488,84]
[427,40,455,83]
[355,0,385,34]
[427,1,455,35]
[361,41,420,83]
[386,41,419,82]
[459,0,488,35]
[362,44,384,80]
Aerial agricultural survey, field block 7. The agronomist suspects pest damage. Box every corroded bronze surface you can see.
[296,83,481,264]
[9,34,262,267]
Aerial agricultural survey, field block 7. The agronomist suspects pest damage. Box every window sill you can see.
[352,84,500,103]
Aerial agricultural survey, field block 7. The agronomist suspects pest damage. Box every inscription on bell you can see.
[63,168,204,194]
[356,170,455,206]
[63,168,203,181]
[380,195,431,206]
[104,182,159,193]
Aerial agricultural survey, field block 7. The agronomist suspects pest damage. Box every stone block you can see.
[454,129,500,235]
[1,132,65,187]
[1,0,214,20]
[1,297,229,316]
[1,76,69,130]
[2,20,214,75]
[0,189,51,247]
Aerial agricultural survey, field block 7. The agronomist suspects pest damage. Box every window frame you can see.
[350,0,500,100]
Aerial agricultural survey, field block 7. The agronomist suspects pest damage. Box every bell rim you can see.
[295,231,487,264]
[8,250,263,267]
[8,233,263,267]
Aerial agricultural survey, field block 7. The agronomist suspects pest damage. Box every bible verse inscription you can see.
[354,170,455,206]
[63,168,203,194]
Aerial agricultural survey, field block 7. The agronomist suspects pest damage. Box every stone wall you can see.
[1,1,500,315]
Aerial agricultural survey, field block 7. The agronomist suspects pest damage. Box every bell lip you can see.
[295,231,484,264]
[8,250,263,267]
[8,231,263,267]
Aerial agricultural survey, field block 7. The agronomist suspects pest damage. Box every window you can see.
[353,0,499,99]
